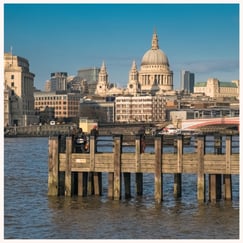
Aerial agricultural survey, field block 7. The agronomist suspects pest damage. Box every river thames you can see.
[4,136,239,239]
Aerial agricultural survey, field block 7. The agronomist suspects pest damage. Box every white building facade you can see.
[4,53,37,126]
[115,95,166,122]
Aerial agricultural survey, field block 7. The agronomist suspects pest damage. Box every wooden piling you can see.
[154,135,163,203]
[197,135,205,202]
[135,135,143,196]
[113,135,122,200]
[108,173,114,198]
[209,174,216,202]
[174,135,183,198]
[94,172,102,196]
[225,136,232,200]
[65,137,72,196]
[48,137,59,196]
[78,172,84,196]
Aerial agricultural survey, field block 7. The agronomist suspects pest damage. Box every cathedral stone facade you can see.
[95,31,173,97]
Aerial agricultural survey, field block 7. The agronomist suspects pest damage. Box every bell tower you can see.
[95,61,109,96]
[127,60,140,95]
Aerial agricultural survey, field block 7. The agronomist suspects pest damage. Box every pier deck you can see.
[48,134,239,203]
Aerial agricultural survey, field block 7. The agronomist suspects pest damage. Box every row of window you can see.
[35,96,67,100]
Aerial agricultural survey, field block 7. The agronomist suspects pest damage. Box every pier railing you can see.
[48,134,239,203]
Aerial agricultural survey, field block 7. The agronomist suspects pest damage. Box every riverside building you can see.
[34,91,81,121]
[194,78,239,99]
[4,52,37,126]
[115,95,166,122]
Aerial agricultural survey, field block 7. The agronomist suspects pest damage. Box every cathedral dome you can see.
[141,49,169,66]
[141,32,169,66]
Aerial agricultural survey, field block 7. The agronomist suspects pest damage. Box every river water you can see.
[4,137,239,239]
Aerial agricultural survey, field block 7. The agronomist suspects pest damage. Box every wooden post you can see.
[65,137,72,196]
[108,173,114,198]
[174,135,183,198]
[88,135,95,195]
[78,172,84,196]
[78,172,88,196]
[154,135,163,203]
[209,174,216,202]
[48,137,59,196]
[135,134,143,196]
[113,135,122,200]
[197,135,205,202]
[94,172,102,196]
[215,135,222,200]
[209,134,222,202]
[90,136,95,171]
[87,172,94,195]
[225,135,232,200]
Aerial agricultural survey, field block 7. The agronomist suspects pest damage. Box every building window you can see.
[11,75,14,80]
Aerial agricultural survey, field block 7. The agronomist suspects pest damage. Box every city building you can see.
[67,76,88,94]
[194,78,239,99]
[45,72,68,92]
[80,96,115,122]
[115,95,166,122]
[34,91,81,121]
[180,70,195,93]
[77,67,100,95]
[4,52,37,126]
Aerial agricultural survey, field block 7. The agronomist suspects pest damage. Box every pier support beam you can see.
[135,135,143,196]
[108,173,114,198]
[154,135,163,203]
[94,172,102,196]
[225,135,232,200]
[197,135,205,202]
[113,135,122,200]
[174,135,183,198]
[48,137,59,196]
[78,172,88,196]
[65,137,72,196]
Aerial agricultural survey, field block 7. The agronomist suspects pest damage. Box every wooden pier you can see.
[48,134,239,203]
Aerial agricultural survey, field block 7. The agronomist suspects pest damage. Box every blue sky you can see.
[4,2,239,90]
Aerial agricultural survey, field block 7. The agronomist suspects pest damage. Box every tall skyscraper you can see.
[180,70,195,93]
